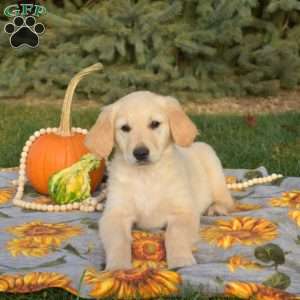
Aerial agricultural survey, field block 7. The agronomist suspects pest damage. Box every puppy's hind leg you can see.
[193,142,235,215]
[207,191,234,216]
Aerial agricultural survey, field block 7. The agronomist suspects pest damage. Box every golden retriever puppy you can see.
[85,91,234,271]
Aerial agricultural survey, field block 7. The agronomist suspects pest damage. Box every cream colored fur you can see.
[85,91,235,271]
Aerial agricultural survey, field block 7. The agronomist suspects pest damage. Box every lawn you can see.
[1,103,300,175]
[0,102,300,300]
[0,286,239,300]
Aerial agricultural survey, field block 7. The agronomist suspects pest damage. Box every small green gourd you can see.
[48,154,101,204]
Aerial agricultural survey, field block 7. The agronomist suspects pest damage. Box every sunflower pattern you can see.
[0,188,15,204]
[0,272,77,294]
[224,281,300,299]
[201,216,278,249]
[84,267,181,299]
[269,191,300,209]
[6,221,82,245]
[0,167,300,299]
[288,210,300,227]
[5,221,82,257]
[6,237,52,257]
[132,230,167,269]
[227,255,262,272]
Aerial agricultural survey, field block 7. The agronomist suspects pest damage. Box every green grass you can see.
[0,288,237,300]
[0,103,300,175]
[192,112,300,176]
[0,289,76,300]
[0,103,299,299]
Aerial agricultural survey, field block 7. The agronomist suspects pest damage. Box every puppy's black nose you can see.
[133,146,149,161]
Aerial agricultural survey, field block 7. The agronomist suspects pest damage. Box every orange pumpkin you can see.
[26,64,105,195]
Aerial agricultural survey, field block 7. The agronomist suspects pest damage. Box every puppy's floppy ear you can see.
[84,105,115,159]
[164,96,199,147]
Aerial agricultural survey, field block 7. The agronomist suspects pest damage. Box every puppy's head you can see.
[85,91,198,165]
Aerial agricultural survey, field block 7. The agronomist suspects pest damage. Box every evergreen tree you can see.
[0,0,300,102]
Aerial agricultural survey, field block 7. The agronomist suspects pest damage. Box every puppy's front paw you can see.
[167,253,196,269]
[105,258,132,271]
[105,246,132,271]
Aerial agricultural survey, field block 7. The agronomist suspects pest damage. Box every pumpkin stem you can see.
[58,63,104,136]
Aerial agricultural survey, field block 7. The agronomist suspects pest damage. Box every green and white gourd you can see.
[49,153,101,204]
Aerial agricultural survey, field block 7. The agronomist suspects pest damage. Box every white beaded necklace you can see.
[10,127,107,213]
[7,132,283,214]
[227,173,283,190]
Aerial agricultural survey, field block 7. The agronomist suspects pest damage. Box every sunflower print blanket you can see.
[0,167,300,299]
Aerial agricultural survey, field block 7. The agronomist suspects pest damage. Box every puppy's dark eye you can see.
[121,124,131,132]
[149,121,161,129]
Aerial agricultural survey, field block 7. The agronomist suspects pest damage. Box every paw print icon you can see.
[4,16,45,48]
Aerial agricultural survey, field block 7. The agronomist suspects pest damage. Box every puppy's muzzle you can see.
[133,146,149,162]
